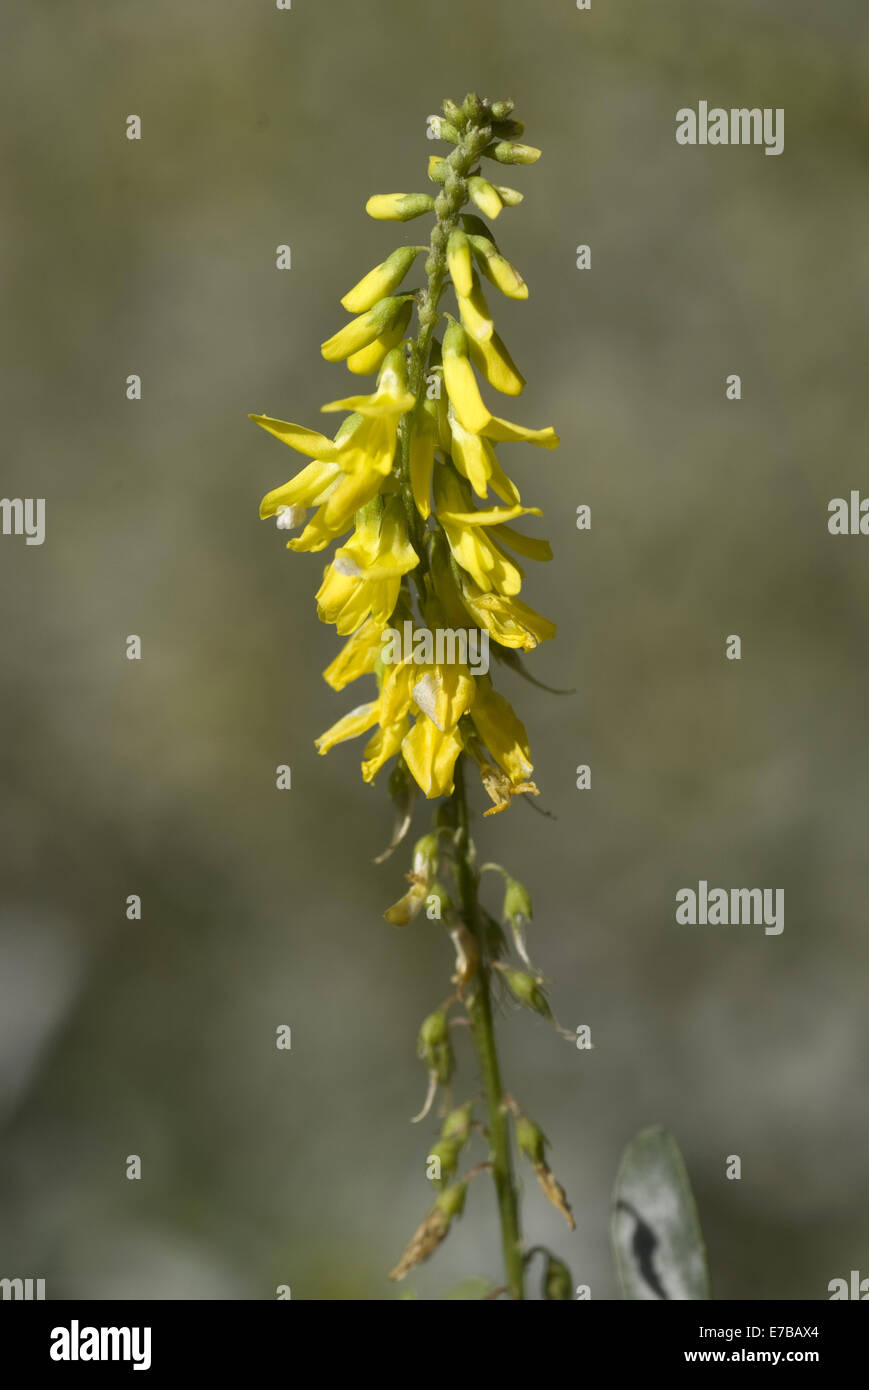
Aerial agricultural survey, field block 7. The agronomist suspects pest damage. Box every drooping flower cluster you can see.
[251,97,558,816]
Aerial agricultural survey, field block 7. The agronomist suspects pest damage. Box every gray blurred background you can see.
[1,0,867,1300]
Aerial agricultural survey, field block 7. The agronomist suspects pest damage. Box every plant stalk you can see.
[452,755,525,1300]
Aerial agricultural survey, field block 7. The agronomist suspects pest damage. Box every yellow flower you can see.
[448,406,520,504]
[434,465,542,596]
[321,295,413,363]
[254,351,415,553]
[340,246,425,314]
[429,538,554,650]
[316,660,415,784]
[346,301,413,376]
[469,679,539,812]
[402,718,465,799]
[322,617,383,691]
[316,496,418,634]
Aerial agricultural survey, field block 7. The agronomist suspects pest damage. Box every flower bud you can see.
[446,229,475,299]
[490,99,514,120]
[345,301,413,375]
[492,119,526,140]
[321,295,412,363]
[427,156,448,184]
[462,92,487,123]
[501,967,552,1019]
[494,184,524,207]
[484,140,541,165]
[468,175,504,220]
[340,246,424,314]
[543,1253,573,1301]
[442,318,491,433]
[365,193,435,222]
[441,98,465,126]
[438,120,461,143]
[462,217,528,301]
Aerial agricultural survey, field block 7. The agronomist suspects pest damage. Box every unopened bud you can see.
[484,140,541,166]
[490,100,515,120]
[468,175,504,220]
[365,193,435,222]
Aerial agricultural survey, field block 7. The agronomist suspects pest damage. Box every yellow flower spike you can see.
[494,184,524,207]
[456,275,494,343]
[462,216,529,300]
[322,617,383,691]
[340,246,425,314]
[401,717,465,799]
[467,329,526,396]
[321,347,416,417]
[468,175,504,219]
[442,318,492,433]
[409,409,436,519]
[315,701,380,754]
[470,679,536,787]
[448,407,520,504]
[365,193,435,221]
[345,301,413,375]
[446,229,475,299]
[321,295,413,363]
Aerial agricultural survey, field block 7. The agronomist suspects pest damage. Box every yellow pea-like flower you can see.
[448,407,520,504]
[456,275,494,343]
[468,175,503,219]
[346,302,414,375]
[321,295,413,363]
[340,246,425,314]
[442,319,492,432]
[467,329,526,396]
[401,716,465,799]
[446,229,475,298]
[365,193,435,221]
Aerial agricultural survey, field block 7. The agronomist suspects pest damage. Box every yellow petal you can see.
[322,618,383,690]
[446,229,474,298]
[259,458,341,519]
[467,330,525,396]
[345,302,413,376]
[411,663,475,732]
[480,416,560,448]
[362,715,410,784]
[468,176,503,220]
[409,413,435,519]
[315,701,379,754]
[443,320,491,433]
[249,415,338,461]
[489,523,553,562]
[456,277,494,343]
[401,718,464,798]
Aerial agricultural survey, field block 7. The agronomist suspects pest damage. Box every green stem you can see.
[452,755,525,1300]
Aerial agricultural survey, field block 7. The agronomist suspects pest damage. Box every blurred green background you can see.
[2,0,868,1300]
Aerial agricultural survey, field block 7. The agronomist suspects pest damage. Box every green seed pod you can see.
[435,1180,467,1220]
[515,1114,547,1165]
[484,140,542,166]
[427,1137,460,1186]
[501,967,552,1019]
[412,832,440,880]
[440,1100,474,1148]
[417,1010,455,1085]
[543,1253,573,1301]
[365,192,435,221]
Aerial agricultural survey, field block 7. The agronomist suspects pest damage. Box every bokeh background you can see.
[2,0,868,1300]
